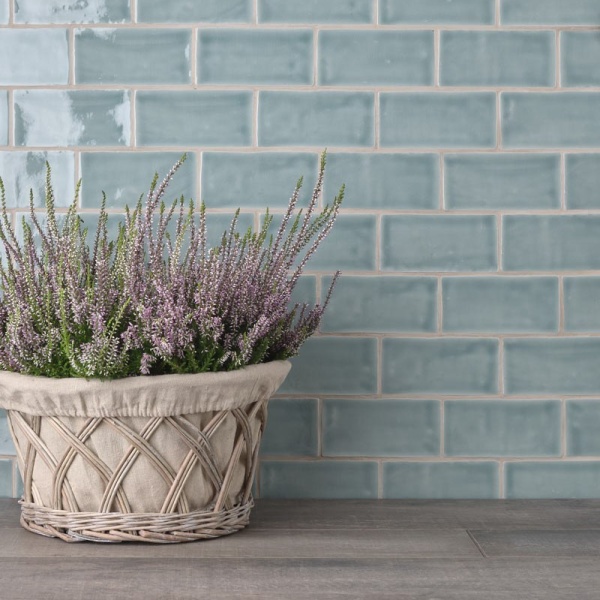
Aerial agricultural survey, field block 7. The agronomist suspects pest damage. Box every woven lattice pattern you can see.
[7,399,267,543]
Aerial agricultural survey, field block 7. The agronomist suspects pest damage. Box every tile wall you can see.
[1,0,600,498]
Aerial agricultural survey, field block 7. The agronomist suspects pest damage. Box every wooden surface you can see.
[1,499,600,599]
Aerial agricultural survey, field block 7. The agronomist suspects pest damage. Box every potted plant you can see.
[0,152,342,543]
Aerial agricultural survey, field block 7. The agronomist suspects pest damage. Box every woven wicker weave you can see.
[7,398,268,543]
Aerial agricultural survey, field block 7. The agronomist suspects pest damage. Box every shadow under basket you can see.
[0,361,291,543]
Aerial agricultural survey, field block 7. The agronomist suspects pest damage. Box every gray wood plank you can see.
[0,557,599,600]
[470,530,600,558]
[251,499,600,531]
[0,526,482,559]
[0,499,20,527]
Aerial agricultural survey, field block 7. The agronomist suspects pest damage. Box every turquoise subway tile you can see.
[308,215,376,271]
[0,1,7,23]
[566,155,600,209]
[503,216,600,271]
[136,91,252,147]
[501,0,600,25]
[0,410,14,455]
[381,0,495,24]
[321,276,437,333]
[0,152,74,208]
[383,338,499,395]
[204,212,254,249]
[319,31,433,86]
[199,29,312,84]
[75,29,191,84]
[138,0,250,23]
[0,92,6,145]
[323,153,439,210]
[564,278,600,332]
[0,29,69,84]
[502,93,600,148]
[261,399,318,456]
[280,337,377,395]
[259,0,373,23]
[445,400,561,457]
[81,152,196,208]
[506,462,600,498]
[562,33,600,87]
[384,462,499,499]
[15,0,130,22]
[444,154,560,210]
[381,93,496,148]
[260,461,378,499]
[442,277,559,333]
[0,460,11,498]
[323,399,440,457]
[15,469,22,498]
[258,92,374,147]
[202,152,318,208]
[505,338,600,395]
[381,215,497,272]
[15,91,130,147]
[291,276,317,307]
[441,31,554,87]
[567,401,600,456]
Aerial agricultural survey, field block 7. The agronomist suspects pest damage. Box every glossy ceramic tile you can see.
[502,93,600,148]
[380,93,496,148]
[564,278,600,332]
[280,337,378,395]
[323,399,440,457]
[204,212,254,249]
[0,461,11,497]
[199,29,312,84]
[444,154,560,209]
[382,338,499,394]
[505,462,600,498]
[15,0,130,22]
[14,90,131,147]
[259,0,373,23]
[323,153,439,210]
[441,31,555,87]
[305,215,376,271]
[80,152,196,208]
[260,461,378,499]
[442,277,559,333]
[381,215,497,272]
[503,216,600,271]
[0,92,6,146]
[567,401,600,456]
[445,400,561,457]
[319,31,433,86]
[0,411,14,455]
[75,29,191,84]
[321,275,437,333]
[504,338,600,395]
[501,0,600,25]
[202,152,317,208]
[258,92,374,147]
[561,32,600,87]
[261,399,318,456]
[380,0,495,24]
[290,276,317,307]
[137,0,250,22]
[136,91,252,146]
[383,462,500,499]
[0,29,69,84]
[566,155,600,209]
[0,152,75,208]
[0,1,7,23]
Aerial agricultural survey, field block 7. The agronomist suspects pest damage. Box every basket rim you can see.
[0,359,291,417]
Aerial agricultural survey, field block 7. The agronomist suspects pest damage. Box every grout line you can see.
[373,0,379,25]
[560,153,567,210]
[68,29,76,85]
[497,213,503,271]
[439,399,445,456]
[315,274,323,304]
[130,0,137,22]
[7,90,13,146]
[74,151,80,198]
[253,0,258,24]
[191,27,198,85]
[496,91,502,149]
[130,89,136,147]
[434,29,440,87]
[317,397,323,457]
[498,461,505,499]
[197,150,203,202]
[376,336,383,396]
[558,275,565,332]
[498,338,505,396]
[375,214,382,270]
[495,0,500,27]
[374,91,380,148]
[561,398,567,458]
[439,152,445,209]
[377,460,383,499]
[437,277,443,333]
[556,30,561,88]
[8,0,13,24]
[313,28,318,87]
[259,455,600,463]
[252,91,259,147]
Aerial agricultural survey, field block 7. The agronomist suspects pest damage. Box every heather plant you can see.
[0,152,343,379]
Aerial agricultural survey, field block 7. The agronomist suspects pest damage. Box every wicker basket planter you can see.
[0,360,290,543]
